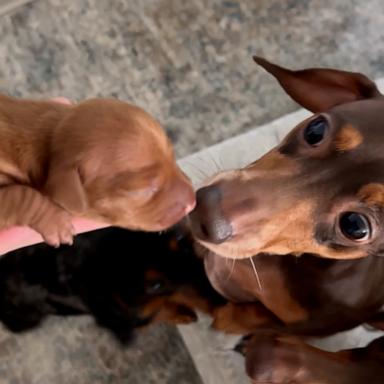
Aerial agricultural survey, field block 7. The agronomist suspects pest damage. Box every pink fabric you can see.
[0,219,109,255]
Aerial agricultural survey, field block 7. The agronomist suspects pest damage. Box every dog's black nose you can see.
[189,185,232,244]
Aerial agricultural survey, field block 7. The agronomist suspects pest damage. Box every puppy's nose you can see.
[184,199,196,214]
[157,194,195,229]
[190,184,232,244]
[177,178,196,215]
[170,175,196,216]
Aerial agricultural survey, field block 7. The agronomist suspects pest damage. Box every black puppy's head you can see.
[82,227,224,343]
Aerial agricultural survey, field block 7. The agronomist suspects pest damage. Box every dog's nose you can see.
[158,176,196,227]
[176,177,196,215]
[189,184,232,244]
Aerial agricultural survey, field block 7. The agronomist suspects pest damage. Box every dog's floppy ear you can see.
[254,56,381,112]
[45,167,87,214]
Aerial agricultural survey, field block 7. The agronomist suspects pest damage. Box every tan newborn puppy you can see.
[0,95,195,247]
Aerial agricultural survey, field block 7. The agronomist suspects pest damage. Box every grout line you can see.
[0,0,36,17]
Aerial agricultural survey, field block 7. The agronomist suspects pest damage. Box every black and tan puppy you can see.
[0,225,224,343]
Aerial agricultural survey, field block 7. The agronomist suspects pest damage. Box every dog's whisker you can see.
[184,161,209,181]
[196,153,218,176]
[273,129,280,144]
[216,151,226,171]
[214,347,239,352]
[249,257,262,291]
[226,258,237,281]
[207,151,222,173]
[183,164,204,179]
[196,154,220,174]
[191,158,213,178]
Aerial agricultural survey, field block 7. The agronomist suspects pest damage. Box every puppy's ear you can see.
[45,167,87,214]
[254,56,381,112]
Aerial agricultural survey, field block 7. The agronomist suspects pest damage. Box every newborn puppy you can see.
[0,95,195,246]
[0,226,225,343]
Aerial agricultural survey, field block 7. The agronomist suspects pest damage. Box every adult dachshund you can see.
[190,57,384,383]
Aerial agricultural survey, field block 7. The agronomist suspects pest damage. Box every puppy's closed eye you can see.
[125,184,160,201]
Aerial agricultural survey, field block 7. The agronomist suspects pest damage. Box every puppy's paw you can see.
[212,303,250,334]
[170,311,198,324]
[212,304,235,332]
[33,208,75,247]
[153,303,198,325]
[212,302,272,335]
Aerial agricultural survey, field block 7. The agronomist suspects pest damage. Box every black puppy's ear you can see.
[253,56,381,112]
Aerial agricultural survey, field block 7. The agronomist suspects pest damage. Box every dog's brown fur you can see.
[0,95,195,246]
[190,57,384,261]
[188,57,384,383]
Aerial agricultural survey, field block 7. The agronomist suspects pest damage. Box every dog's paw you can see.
[211,304,236,332]
[153,303,198,325]
[33,208,75,247]
[212,303,250,334]
[171,311,198,324]
[245,332,306,384]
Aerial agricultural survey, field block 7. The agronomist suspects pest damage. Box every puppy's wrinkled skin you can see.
[0,96,195,246]
[190,58,384,260]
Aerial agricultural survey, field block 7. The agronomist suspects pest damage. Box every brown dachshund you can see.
[0,95,195,247]
[189,58,384,383]
[205,251,384,382]
[190,57,384,261]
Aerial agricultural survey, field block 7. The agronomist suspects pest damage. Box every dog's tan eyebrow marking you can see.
[334,124,363,152]
[357,183,384,206]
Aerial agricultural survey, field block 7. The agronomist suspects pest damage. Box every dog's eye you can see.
[146,278,168,295]
[339,212,371,241]
[303,117,328,146]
